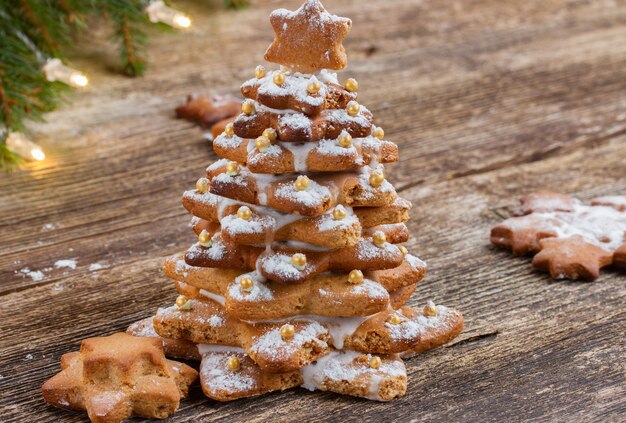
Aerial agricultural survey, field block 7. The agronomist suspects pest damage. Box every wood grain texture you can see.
[1,0,625,421]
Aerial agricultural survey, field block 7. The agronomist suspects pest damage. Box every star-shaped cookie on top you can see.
[264,0,352,73]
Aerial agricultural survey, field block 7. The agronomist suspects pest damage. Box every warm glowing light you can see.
[69,73,88,87]
[42,59,88,88]
[146,1,191,29]
[173,15,191,29]
[5,132,46,162]
[31,148,46,161]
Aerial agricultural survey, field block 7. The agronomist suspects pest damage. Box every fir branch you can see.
[105,0,148,76]
[18,0,61,55]
[0,68,13,128]
[226,0,250,10]
[0,133,23,169]
[120,16,146,76]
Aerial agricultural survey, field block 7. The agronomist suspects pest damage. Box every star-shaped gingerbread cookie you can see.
[264,0,352,73]
[42,333,197,423]
[491,191,626,281]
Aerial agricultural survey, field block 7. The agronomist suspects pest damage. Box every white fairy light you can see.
[42,58,88,88]
[5,132,45,161]
[146,1,191,29]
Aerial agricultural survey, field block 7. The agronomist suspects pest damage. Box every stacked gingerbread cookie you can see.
[128,0,464,402]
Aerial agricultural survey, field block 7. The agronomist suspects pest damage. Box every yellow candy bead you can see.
[291,253,307,270]
[255,136,271,152]
[273,72,285,85]
[386,314,402,325]
[424,301,438,317]
[372,231,386,246]
[227,356,240,371]
[369,173,384,187]
[280,324,295,340]
[372,126,384,140]
[369,356,382,369]
[196,177,209,193]
[239,276,253,292]
[255,65,266,79]
[175,295,188,308]
[307,81,321,94]
[241,101,255,115]
[237,206,252,220]
[348,269,364,285]
[338,132,352,148]
[398,245,408,256]
[333,205,347,220]
[262,127,277,141]
[198,230,212,247]
[344,78,358,92]
[224,122,235,137]
[226,161,239,176]
[175,295,192,311]
[346,101,360,116]
[294,175,310,191]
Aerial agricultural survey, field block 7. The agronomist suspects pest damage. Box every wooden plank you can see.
[1,139,624,421]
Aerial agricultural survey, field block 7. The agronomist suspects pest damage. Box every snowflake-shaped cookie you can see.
[491,191,626,280]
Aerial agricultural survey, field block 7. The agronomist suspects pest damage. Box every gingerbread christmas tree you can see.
[129,0,463,401]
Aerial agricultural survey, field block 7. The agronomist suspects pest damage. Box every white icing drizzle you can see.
[197,344,245,355]
[199,289,226,306]
[300,350,406,401]
[243,314,373,349]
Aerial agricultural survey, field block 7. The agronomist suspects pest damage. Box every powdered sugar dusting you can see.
[501,201,626,251]
[200,352,256,393]
[214,133,244,150]
[405,254,426,270]
[387,306,451,341]
[228,272,274,302]
[274,178,331,207]
[279,113,312,136]
[316,207,358,231]
[351,279,389,299]
[250,321,327,360]
[260,252,310,280]
[19,268,45,281]
[54,259,76,270]
[300,350,406,401]
[221,213,272,235]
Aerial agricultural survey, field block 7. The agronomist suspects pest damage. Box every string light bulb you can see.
[42,58,88,88]
[146,0,191,29]
[5,132,45,161]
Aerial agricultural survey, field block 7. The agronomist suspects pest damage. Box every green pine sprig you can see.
[0,0,245,169]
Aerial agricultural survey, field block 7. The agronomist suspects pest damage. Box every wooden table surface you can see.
[1,0,625,421]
